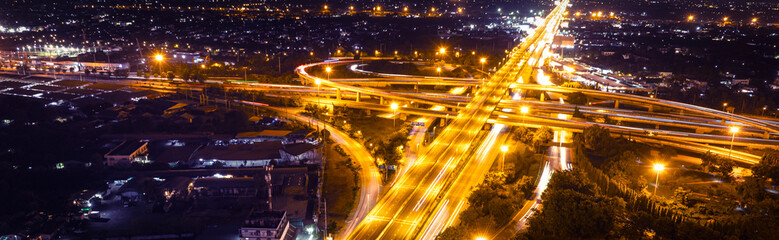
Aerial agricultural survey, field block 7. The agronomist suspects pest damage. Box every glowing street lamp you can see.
[436,67,442,77]
[476,237,488,240]
[154,54,164,74]
[500,145,509,172]
[520,106,529,123]
[325,66,332,81]
[687,15,694,21]
[728,126,739,160]
[653,163,664,195]
[480,57,487,72]
[439,47,446,55]
[751,18,758,24]
[391,103,399,128]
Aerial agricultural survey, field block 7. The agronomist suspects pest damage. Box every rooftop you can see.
[106,140,147,156]
[193,141,283,161]
[243,210,286,229]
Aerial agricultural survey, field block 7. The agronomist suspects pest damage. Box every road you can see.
[346,1,569,239]
[264,106,381,239]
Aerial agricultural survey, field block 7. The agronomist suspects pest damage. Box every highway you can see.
[345,1,569,239]
[264,107,381,239]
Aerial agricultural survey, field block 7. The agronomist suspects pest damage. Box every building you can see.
[190,176,261,208]
[104,140,149,166]
[552,35,575,49]
[192,141,283,167]
[236,130,295,144]
[280,143,320,165]
[240,210,297,240]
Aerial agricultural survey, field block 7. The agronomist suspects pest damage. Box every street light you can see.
[476,237,488,240]
[480,57,486,72]
[436,67,442,77]
[391,103,399,128]
[728,126,739,160]
[653,163,664,195]
[520,106,529,124]
[154,54,164,74]
[325,66,332,81]
[687,15,694,21]
[500,145,509,172]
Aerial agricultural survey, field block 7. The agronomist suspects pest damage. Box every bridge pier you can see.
[356,92,361,102]
[336,89,342,100]
[648,105,654,112]
[414,84,418,90]
[614,99,619,109]
[765,131,770,140]
[380,96,384,105]
[540,93,545,101]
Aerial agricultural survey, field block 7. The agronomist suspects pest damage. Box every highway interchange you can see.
[10,0,777,238]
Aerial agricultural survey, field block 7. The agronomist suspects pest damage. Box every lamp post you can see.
[653,163,664,195]
[391,103,399,128]
[728,126,739,160]
[500,145,508,172]
[476,236,488,240]
[436,67,441,77]
[325,66,331,81]
[154,54,164,76]
[520,106,529,124]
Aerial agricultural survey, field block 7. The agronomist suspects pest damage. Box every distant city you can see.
[0,0,778,240]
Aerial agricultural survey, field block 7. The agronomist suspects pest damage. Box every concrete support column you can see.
[414,84,419,90]
[336,89,342,100]
[356,92,361,102]
[380,96,384,105]
[614,99,619,109]
[648,105,654,112]
[540,93,545,101]
[765,131,770,140]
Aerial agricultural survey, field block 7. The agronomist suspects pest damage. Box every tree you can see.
[752,150,779,182]
[561,81,583,89]
[524,170,624,239]
[436,226,468,240]
[532,126,553,152]
[674,187,691,206]
[582,125,619,159]
[511,126,534,144]
[513,175,535,200]
[566,91,588,105]
[700,151,734,178]
[572,106,585,119]
[736,177,768,205]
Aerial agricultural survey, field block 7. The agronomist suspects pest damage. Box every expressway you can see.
[264,106,382,239]
[343,1,570,239]
[9,1,774,238]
